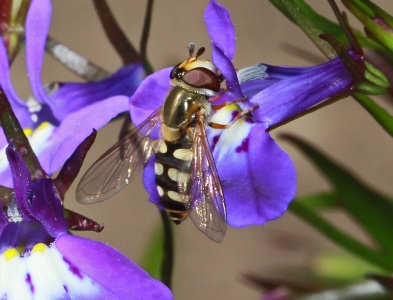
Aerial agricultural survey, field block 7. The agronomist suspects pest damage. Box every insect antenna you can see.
[196,47,205,58]
[188,42,196,57]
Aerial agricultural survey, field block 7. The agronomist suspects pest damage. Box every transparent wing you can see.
[76,109,161,204]
[178,121,227,242]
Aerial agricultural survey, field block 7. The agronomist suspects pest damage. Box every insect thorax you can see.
[161,86,211,142]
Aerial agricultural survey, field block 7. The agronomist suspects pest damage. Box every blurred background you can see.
[10,0,393,299]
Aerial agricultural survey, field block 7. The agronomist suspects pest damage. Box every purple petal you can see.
[0,210,8,237]
[55,234,173,299]
[204,0,236,61]
[238,63,346,99]
[129,68,171,126]
[207,113,296,227]
[25,0,52,104]
[142,156,162,206]
[0,221,50,253]
[28,178,67,237]
[211,43,243,101]
[6,144,32,220]
[47,64,145,122]
[0,39,31,128]
[249,57,353,128]
[39,96,129,175]
[238,63,327,99]
[240,80,279,99]
[6,145,68,237]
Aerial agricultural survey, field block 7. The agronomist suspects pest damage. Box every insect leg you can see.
[210,95,247,110]
[208,105,259,129]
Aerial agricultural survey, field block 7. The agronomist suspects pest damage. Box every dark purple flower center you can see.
[0,221,53,254]
[235,137,249,153]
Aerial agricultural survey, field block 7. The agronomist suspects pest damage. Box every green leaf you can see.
[343,0,393,53]
[312,251,384,282]
[296,191,341,210]
[364,61,390,89]
[284,134,393,256]
[271,0,388,54]
[290,200,393,271]
[354,93,393,137]
[356,61,391,95]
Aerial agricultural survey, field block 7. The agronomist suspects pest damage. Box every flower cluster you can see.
[0,0,365,298]
[0,91,172,298]
[0,0,144,186]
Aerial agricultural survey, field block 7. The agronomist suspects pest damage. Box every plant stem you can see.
[160,210,174,289]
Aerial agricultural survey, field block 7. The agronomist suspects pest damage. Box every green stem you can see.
[353,93,393,138]
[279,0,336,59]
[160,210,174,289]
[290,201,393,271]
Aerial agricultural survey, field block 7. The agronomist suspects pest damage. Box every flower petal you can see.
[142,156,162,206]
[248,57,353,128]
[39,96,130,175]
[0,39,31,128]
[25,0,52,104]
[55,234,173,299]
[6,144,32,219]
[204,0,236,61]
[208,107,296,227]
[211,43,244,102]
[28,179,68,238]
[47,64,145,122]
[0,243,100,299]
[129,68,171,126]
[0,122,56,188]
[5,145,67,237]
[0,248,33,299]
[0,221,51,253]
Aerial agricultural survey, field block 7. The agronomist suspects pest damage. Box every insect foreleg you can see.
[211,95,247,110]
[208,104,259,129]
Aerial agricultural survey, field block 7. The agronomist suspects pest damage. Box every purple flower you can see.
[0,0,144,187]
[130,0,359,228]
[0,134,172,299]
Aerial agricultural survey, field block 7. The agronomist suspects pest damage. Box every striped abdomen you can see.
[155,134,193,223]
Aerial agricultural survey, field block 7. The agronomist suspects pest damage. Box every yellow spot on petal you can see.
[36,122,51,131]
[32,243,48,253]
[23,128,33,137]
[4,248,19,260]
[222,103,242,111]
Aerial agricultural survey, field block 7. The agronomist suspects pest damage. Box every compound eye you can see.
[170,63,182,79]
[182,67,220,93]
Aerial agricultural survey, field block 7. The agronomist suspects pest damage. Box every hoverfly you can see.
[76,44,228,242]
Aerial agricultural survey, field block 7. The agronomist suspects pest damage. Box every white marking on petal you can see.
[0,123,56,178]
[0,244,100,299]
[29,123,55,155]
[31,114,38,123]
[26,97,42,113]
[7,200,23,222]
[0,249,31,299]
[208,104,253,164]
